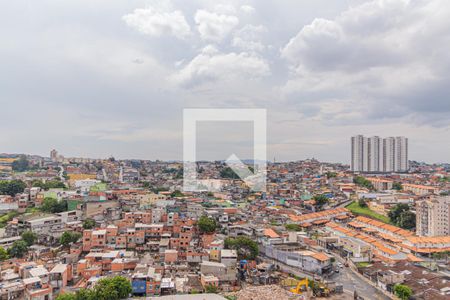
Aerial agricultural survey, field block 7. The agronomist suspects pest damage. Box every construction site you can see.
[223,260,347,300]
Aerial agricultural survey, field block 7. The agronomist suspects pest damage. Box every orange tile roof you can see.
[406,254,424,262]
[264,228,280,238]
[312,252,330,262]
[288,208,348,222]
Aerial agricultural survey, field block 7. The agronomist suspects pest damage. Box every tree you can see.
[285,224,301,231]
[0,180,26,196]
[94,276,131,300]
[394,284,412,300]
[55,293,76,300]
[397,211,416,230]
[83,218,96,229]
[32,180,66,190]
[389,204,415,229]
[41,197,67,213]
[205,284,218,293]
[198,216,217,233]
[392,182,403,191]
[60,231,82,247]
[170,190,184,198]
[8,240,28,258]
[353,176,374,190]
[74,288,95,300]
[0,247,9,261]
[11,156,30,172]
[314,194,329,210]
[21,231,37,246]
[358,198,368,208]
[225,236,259,260]
[326,172,337,179]
[56,276,131,300]
[109,276,133,298]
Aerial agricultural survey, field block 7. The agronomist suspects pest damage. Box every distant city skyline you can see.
[351,135,409,172]
[1,0,449,163]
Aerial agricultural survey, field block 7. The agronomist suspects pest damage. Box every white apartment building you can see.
[351,135,408,173]
[416,196,450,237]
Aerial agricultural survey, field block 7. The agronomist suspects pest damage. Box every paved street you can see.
[260,255,391,300]
[329,267,390,300]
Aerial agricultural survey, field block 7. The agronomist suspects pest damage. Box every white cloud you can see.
[123,6,191,39]
[232,24,266,52]
[281,0,450,126]
[214,4,237,14]
[172,45,270,87]
[195,9,239,42]
[240,5,255,14]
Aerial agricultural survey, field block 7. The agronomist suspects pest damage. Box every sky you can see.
[0,0,449,163]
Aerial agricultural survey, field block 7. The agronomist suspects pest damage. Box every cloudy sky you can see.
[1,0,449,163]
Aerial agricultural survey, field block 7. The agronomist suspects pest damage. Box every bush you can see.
[60,231,82,247]
[353,176,374,190]
[0,180,26,196]
[198,216,217,233]
[225,236,258,260]
[358,198,368,208]
[21,231,37,246]
[8,240,28,258]
[82,218,96,229]
[394,284,412,300]
[55,276,131,300]
[41,197,68,213]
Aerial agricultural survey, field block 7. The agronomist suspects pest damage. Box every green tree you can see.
[388,204,413,228]
[205,284,218,293]
[392,182,403,190]
[60,231,82,247]
[397,211,416,230]
[32,180,66,190]
[0,247,9,261]
[326,172,337,179]
[21,231,37,246]
[285,224,301,231]
[74,288,96,300]
[394,284,413,300]
[55,293,77,300]
[314,194,329,210]
[109,276,133,298]
[170,190,184,198]
[11,156,30,172]
[83,218,96,229]
[0,180,26,196]
[8,240,28,258]
[225,236,259,260]
[358,198,368,208]
[353,176,374,190]
[198,216,217,233]
[41,197,67,213]
[93,276,131,300]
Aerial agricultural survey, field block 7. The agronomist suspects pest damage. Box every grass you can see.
[356,262,371,268]
[0,211,18,228]
[346,201,391,224]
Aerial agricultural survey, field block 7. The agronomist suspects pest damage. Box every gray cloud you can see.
[0,0,448,163]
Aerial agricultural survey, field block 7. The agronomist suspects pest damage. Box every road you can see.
[260,255,391,300]
[329,266,390,300]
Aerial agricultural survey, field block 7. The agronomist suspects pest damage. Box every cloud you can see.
[171,45,270,88]
[123,6,191,39]
[195,9,239,42]
[281,0,450,126]
[232,24,267,52]
[240,5,255,14]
